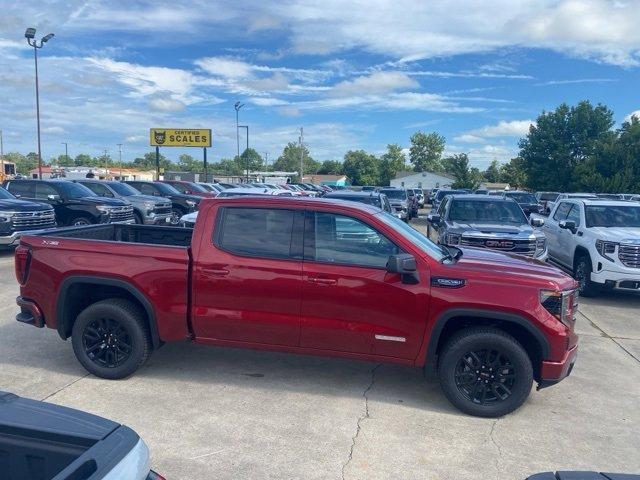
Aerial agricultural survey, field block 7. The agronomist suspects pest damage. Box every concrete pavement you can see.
[0,246,638,479]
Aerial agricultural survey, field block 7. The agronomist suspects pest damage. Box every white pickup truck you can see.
[531,198,640,296]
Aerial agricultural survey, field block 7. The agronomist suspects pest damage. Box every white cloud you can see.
[148,96,186,112]
[625,110,640,122]
[535,78,617,86]
[464,120,535,138]
[453,134,485,143]
[329,71,418,97]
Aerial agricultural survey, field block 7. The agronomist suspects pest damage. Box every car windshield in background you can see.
[506,193,537,203]
[155,183,181,195]
[585,205,640,227]
[59,182,97,199]
[539,193,559,201]
[109,182,140,196]
[376,212,444,260]
[331,195,381,208]
[0,188,15,199]
[449,200,527,224]
[379,189,406,200]
[435,190,465,201]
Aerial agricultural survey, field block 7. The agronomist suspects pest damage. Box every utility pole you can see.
[263,152,269,170]
[298,127,304,183]
[0,130,4,181]
[103,148,108,175]
[61,142,68,164]
[117,143,123,178]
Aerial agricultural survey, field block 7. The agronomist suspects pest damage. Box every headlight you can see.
[143,202,156,210]
[540,289,578,327]
[0,211,14,222]
[444,233,461,245]
[96,206,113,214]
[535,237,546,257]
[595,239,617,262]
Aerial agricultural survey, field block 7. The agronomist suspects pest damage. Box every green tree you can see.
[317,160,344,175]
[442,153,481,189]
[499,157,528,188]
[342,150,379,186]
[483,159,501,182]
[211,158,243,175]
[3,152,35,174]
[237,148,264,173]
[409,131,445,172]
[177,153,203,173]
[132,151,172,171]
[272,142,319,179]
[518,101,615,191]
[379,143,406,185]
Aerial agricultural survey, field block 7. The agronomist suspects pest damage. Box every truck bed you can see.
[37,223,193,247]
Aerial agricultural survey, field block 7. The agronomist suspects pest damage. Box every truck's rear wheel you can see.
[438,327,533,417]
[169,208,184,225]
[71,299,151,379]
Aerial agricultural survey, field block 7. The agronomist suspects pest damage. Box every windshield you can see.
[435,190,465,201]
[449,200,527,224]
[155,183,181,195]
[505,193,537,203]
[59,182,97,199]
[0,188,15,200]
[585,205,640,227]
[376,212,444,260]
[108,182,140,196]
[539,192,559,201]
[380,189,406,200]
[334,195,381,208]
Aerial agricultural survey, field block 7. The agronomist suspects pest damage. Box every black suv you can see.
[502,191,544,217]
[125,181,200,225]
[4,180,134,227]
[426,194,548,259]
[0,187,56,248]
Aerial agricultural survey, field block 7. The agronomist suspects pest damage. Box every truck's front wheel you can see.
[71,299,151,379]
[574,255,599,297]
[438,327,533,417]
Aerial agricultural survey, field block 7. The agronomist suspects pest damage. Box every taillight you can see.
[14,244,31,285]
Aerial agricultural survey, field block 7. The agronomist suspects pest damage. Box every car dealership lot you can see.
[0,245,638,479]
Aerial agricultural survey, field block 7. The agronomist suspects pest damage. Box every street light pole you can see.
[25,28,54,180]
[234,101,244,163]
[238,125,249,181]
[0,130,4,181]
[61,142,68,164]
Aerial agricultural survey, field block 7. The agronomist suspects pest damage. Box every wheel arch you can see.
[56,275,161,350]
[573,245,591,269]
[425,308,550,381]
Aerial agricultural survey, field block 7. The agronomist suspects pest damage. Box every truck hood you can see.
[126,194,169,205]
[588,226,640,242]
[445,247,575,290]
[449,222,540,238]
[75,197,130,207]
[0,199,52,211]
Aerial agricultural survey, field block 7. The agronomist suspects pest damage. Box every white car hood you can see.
[589,226,640,243]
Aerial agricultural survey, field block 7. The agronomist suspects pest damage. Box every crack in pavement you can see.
[40,373,91,402]
[578,311,640,364]
[489,419,503,480]
[341,364,381,480]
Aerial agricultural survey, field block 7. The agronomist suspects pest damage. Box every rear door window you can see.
[35,183,58,200]
[7,182,36,198]
[137,184,157,196]
[216,207,296,259]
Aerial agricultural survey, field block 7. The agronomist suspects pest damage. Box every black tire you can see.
[438,327,533,417]
[68,215,93,227]
[574,255,599,297]
[169,208,184,226]
[71,299,151,379]
[133,211,144,225]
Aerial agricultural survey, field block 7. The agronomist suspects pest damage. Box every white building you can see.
[390,171,455,191]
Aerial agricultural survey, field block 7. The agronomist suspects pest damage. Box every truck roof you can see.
[446,194,516,203]
[199,195,384,214]
[572,198,640,207]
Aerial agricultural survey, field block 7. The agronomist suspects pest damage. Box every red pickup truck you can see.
[14,197,578,417]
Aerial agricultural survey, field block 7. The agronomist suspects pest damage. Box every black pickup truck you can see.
[0,186,55,248]
[0,390,162,480]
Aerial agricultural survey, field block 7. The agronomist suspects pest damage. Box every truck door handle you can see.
[201,268,230,277]
[308,277,337,285]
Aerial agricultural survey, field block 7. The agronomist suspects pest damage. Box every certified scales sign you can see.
[150,128,212,147]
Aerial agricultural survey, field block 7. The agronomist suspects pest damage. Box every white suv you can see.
[537,199,640,296]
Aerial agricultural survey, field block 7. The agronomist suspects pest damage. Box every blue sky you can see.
[1,0,639,169]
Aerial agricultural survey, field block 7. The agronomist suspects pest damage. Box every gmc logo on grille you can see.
[486,240,514,248]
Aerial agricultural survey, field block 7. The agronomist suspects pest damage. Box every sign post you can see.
[150,128,212,181]
[203,147,208,182]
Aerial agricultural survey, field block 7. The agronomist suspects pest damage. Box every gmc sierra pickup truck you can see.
[14,197,578,417]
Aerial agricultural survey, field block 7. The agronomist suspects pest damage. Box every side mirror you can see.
[427,214,441,225]
[47,194,61,202]
[531,217,544,227]
[559,220,576,233]
[386,254,419,284]
[13,194,21,199]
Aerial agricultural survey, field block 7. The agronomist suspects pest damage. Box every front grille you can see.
[12,210,56,230]
[109,206,134,223]
[153,204,172,215]
[461,236,537,257]
[619,244,640,268]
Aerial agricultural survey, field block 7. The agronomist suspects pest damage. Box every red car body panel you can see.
[16,197,578,382]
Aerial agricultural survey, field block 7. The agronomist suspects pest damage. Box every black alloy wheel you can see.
[82,317,132,368]
[454,349,516,405]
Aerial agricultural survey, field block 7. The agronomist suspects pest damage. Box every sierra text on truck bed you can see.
[14,197,578,417]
